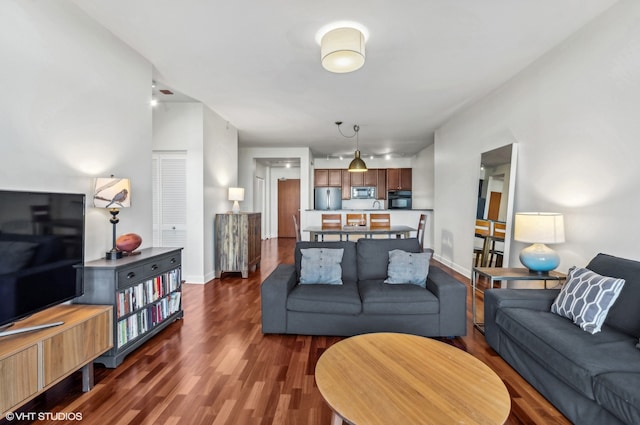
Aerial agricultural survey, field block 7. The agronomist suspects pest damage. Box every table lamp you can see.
[94,176,131,259]
[228,187,244,214]
[514,212,565,274]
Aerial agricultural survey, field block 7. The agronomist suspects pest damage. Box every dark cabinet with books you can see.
[76,247,183,367]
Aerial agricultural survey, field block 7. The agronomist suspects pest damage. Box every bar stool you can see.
[474,219,491,266]
[489,221,506,267]
[370,213,391,238]
[321,213,342,241]
[345,213,367,241]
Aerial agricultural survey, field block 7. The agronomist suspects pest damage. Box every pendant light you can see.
[336,121,367,172]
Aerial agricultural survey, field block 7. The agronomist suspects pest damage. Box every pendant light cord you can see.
[336,122,359,139]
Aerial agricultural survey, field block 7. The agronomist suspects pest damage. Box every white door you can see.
[152,152,187,247]
[254,176,266,239]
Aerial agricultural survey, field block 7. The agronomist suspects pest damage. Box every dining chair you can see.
[370,213,391,239]
[321,213,342,241]
[416,214,427,250]
[292,214,301,242]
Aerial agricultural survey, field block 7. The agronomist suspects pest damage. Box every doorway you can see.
[278,179,300,238]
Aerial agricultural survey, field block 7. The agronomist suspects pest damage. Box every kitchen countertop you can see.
[305,208,433,212]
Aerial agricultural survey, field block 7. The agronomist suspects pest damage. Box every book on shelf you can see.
[116,268,182,319]
[116,288,182,348]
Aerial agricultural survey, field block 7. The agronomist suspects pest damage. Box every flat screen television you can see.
[0,189,85,336]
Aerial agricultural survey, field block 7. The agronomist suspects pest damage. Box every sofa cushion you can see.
[587,253,640,338]
[551,266,625,334]
[357,238,422,281]
[295,241,357,283]
[299,248,344,285]
[287,279,361,314]
[384,249,432,287]
[594,372,640,425]
[359,279,439,315]
[496,306,640,399]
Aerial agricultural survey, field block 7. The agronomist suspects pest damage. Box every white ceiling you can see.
[72,0,617,159]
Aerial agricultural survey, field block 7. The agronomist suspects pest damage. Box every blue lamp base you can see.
[519,243,560,275]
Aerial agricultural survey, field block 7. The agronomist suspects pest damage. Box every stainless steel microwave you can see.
[351,186,376,199]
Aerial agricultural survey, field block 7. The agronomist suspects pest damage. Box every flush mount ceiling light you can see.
[336,121,367,172]
[319,25,366,73]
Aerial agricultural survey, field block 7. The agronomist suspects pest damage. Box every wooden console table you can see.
[0,304,113,416]
[215,213,261,278]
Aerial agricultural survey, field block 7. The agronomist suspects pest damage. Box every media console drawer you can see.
[0,345,38,414]
[0,304,113,417]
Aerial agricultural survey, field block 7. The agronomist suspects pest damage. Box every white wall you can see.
[411,145,435,209]
[434,1,640,277]
[204,107,239,282]
[152,102,205,283]
[0,1,153,261]
[153,102,238,283]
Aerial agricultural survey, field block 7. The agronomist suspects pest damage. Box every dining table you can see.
[303,225,416,241]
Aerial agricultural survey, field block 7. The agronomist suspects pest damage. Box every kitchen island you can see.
[302,209,433,248]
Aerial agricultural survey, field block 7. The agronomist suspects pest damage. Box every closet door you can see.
[152,152,187,248]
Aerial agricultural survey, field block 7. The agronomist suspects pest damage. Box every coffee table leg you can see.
[331,411,344,425]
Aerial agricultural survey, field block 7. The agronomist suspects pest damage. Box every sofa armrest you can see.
[260,264,297,334]
[426,267,467,336]
[484,288,560,350]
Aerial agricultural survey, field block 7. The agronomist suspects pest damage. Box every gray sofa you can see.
[261,238,467,337]
[485,253,640,425]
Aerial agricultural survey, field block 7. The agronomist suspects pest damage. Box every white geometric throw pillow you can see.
[551,266,625,334]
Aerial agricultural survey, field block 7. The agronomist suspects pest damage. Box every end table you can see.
[472,267,566,332]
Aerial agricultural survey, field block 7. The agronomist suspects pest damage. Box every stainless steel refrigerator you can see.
[314,187,342,210]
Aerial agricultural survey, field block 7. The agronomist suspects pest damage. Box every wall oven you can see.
[387,190,412,209]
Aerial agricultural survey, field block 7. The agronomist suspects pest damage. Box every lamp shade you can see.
[94,177,131,209]
[514,212,565,244]
[228,187,245,202]
[515,212,565,274]
[321,27,365,73]
[348,150,367,172]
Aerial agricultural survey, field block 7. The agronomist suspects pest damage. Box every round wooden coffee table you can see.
[315,333,510,425]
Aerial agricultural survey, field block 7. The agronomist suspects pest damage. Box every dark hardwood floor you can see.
[5,238,570,425]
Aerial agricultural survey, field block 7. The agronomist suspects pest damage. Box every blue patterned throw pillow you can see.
[384,249,432,287]
[551,266,625,334]
[299,248,344,285]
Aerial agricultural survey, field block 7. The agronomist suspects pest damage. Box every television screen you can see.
[0,190,85,330]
